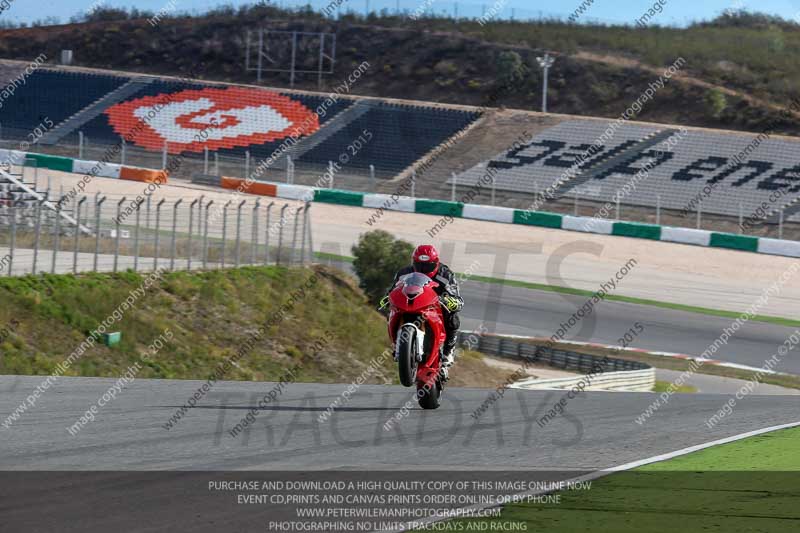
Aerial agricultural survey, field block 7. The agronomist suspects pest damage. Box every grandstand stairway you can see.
[0,170,87,234]
[37,77,155,146]
[270,101,373,168]
[553,128,680,197]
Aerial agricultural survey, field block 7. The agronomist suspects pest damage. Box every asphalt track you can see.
[458,280,800,374]
[1,375,798,532]
[320,257,800,376]
[3,375,799,470]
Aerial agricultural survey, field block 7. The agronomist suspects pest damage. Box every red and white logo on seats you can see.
[105,87,320,153]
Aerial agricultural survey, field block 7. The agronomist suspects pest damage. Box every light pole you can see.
[536,53,555,113]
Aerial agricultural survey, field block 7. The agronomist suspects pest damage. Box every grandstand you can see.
[451,119,800,223]
[0,63,799,238]
[0,68,480,177]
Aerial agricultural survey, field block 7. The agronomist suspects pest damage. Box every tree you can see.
[496,51,526,89]
[351,230,414,306]
[705,89,728,119]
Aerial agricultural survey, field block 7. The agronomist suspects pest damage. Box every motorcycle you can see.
[385,272,447,409]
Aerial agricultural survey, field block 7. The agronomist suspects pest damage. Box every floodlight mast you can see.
[536,53,555,113]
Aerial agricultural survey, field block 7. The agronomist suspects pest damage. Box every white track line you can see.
[392,420,800,532]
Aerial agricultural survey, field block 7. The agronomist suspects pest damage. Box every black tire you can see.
[397,325,418,387]
[418,379,442,410]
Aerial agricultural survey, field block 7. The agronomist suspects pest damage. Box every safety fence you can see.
[466,334,650,374]
[0,191,313,277]
[6,133,800,258]
[462,333,655,392]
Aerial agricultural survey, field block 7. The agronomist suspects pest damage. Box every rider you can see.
[383,245,464,376]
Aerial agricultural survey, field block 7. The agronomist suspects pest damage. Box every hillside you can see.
[0,7,797,135]
[0,266,510,388]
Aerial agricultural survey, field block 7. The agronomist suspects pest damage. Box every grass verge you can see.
[445,425,800,533]
[0,266,514,389]
[653,380,697,394]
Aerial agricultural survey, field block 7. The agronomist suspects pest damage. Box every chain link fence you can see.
[3,123,798,241]
[0,188,313,277]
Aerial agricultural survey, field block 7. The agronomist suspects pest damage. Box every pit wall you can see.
[8,147,798,259]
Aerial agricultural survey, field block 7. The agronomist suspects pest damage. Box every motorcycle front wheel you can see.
[397,324,418,387]
[417,378,442,410]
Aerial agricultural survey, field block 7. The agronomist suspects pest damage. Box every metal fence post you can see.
[411,170,416,198]
[300,203,310,265]
[8,203,16,276]
[490,173,496,206]
[252,199,261,265]
[204,147,209,174]
[656,194,661,225]
[162,141,168,169]
[203,200,213,269]
[328,161,335,189]
[170,199,182,270]
[73,197,86,274]
[32,200,43,275]
[291,207,302,265]
[188,198,198,270]
[214,152,220,175]
[114,197,125,273]
[779,208,784,240]
[121,137,126,166]
[738,202,743,234]
[573,192,579,216]
[197,195,205,237]
[133,199,141,272]
[51,203,62,274]
[94,197,106,272]
[146,194,152,230]
[306,203,314,264]
[276,204,288,265]
[451,172,457,202]
[245,151,251,179]
[369,164,375,191]
[154,199,165,270]
[221,201,231,268]
[615,197,620,221]
[78,131,84,159]
[235,199,246,267]
[696,202,702,230]
[265,202,274,265]
[287,155,293,184]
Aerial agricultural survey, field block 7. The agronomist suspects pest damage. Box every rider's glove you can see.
[441,295,461,312]
[378,295,390,311]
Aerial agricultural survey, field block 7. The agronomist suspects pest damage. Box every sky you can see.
[1,0,799,27]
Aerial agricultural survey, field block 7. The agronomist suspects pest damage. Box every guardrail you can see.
[461,333,655,392]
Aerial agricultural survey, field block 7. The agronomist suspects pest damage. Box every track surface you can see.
[459,280,800,374]
[2,375,798,471]
[3,376,797,532]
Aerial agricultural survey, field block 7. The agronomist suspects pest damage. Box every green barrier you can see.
[710,232,759,252]
[512,210,563,228]
[414,199,464,218]
[313,189,364,207]
[611,222,662,241]
[25,153,74,173]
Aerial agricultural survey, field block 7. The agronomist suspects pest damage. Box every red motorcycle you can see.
[386,272,447,409]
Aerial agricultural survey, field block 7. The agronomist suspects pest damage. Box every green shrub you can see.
[706,89,728,119]
[351,230,414,306]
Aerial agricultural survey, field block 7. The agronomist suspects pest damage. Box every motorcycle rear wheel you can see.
[397,324,418,387]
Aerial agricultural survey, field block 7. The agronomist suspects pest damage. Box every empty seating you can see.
[1,69,480,176]
[452,119,800,222]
